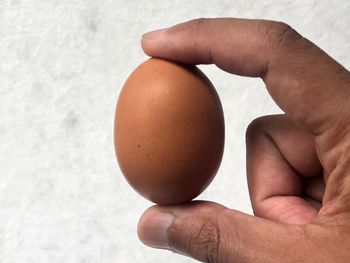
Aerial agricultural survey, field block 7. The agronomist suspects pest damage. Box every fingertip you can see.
[137,205,157,242]
[137,205,174,249]
[141,28,169,56]
[142,28,169,41]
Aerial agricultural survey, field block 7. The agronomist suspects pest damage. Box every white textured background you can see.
[1,1,349,262]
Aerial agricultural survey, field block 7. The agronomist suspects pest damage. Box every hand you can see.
[137,18,350,263]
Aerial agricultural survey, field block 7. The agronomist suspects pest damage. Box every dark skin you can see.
[137,18,350,262]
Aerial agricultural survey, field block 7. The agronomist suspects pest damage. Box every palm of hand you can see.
[246,114,325,225]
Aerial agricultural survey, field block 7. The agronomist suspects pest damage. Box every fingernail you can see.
[142,28,168,40]
[138,208,174,249]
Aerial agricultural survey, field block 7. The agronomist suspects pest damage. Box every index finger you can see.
[141,18,350,136]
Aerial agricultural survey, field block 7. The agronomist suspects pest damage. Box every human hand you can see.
[137,18,350,262]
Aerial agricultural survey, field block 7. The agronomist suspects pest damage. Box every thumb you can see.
[137,201,308,263]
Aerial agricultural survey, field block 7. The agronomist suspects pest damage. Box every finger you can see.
[138,201,313,263]
[246,114,324,224]
[142,18,350,135]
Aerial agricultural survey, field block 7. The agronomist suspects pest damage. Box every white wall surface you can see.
[0,0,349,262]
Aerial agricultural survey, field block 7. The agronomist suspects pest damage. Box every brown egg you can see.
[114,58,225,205]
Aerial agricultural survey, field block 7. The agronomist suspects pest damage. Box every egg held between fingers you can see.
[114,58,225,205]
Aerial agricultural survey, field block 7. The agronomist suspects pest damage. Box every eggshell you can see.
[114,58,225,205]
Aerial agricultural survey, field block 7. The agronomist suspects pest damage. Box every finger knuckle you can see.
[257,20,302,49]
[169,17,210,35]
[191,221,221,263]
[246,116,269,143]
[179,18,210,36]
[192,18,210,31]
